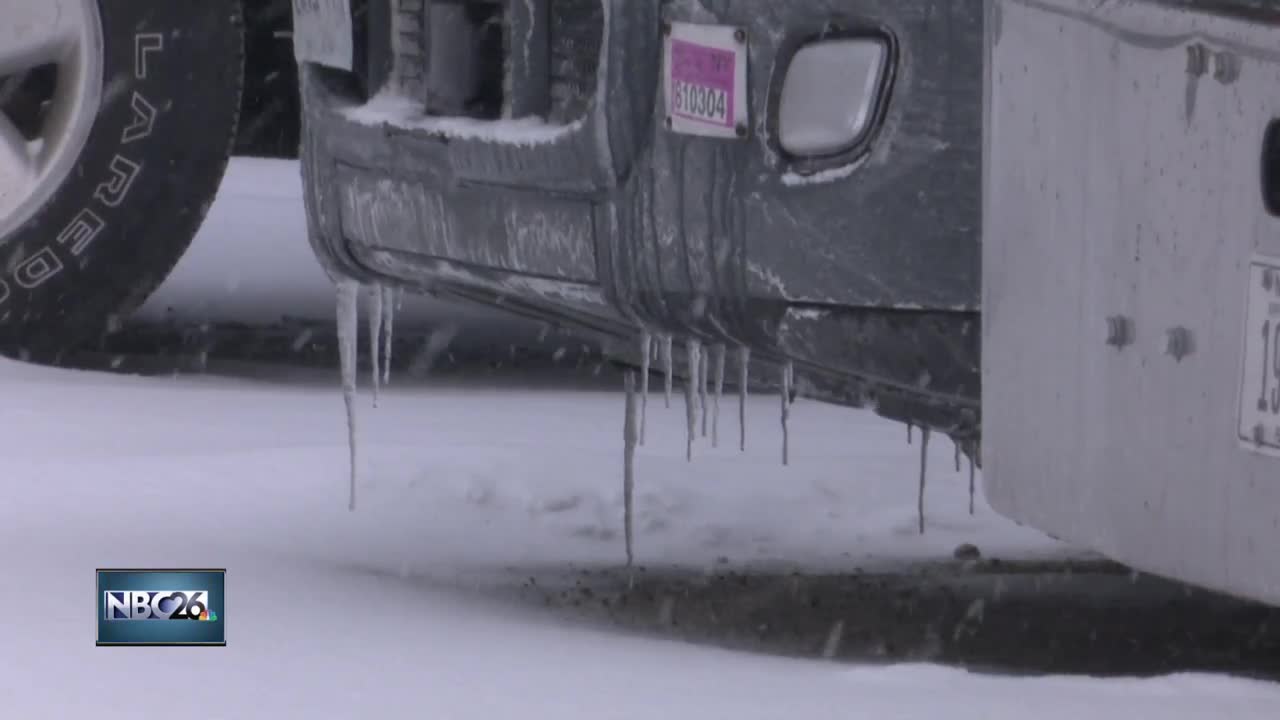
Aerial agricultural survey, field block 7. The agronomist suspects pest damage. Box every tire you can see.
[0,0,244,359]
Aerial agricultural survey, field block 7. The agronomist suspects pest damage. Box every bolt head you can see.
[1213,51,1240,83]
[734,28,747,43]
[1186,44,1209,76]
[735,123,748,138]
[1105,315,1133,348]
[1165,326,1194,361]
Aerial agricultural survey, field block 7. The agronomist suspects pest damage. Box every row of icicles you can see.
[336,280,978,567]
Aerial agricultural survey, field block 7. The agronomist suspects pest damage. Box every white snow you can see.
[0,357,1276,718]
[3,160,1277,717]
[343,91,582,146]
[780,155,868,187]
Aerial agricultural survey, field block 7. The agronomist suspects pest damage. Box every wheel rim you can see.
[0,0,104,242]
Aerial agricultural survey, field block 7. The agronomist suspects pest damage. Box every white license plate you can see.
[1238,255,1280,456]
[292,0,353,72]
[663,22,749,140]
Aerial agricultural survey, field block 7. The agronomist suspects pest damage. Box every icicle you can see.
[954,439,961,473]
[968,440,977,516]
[711,344,725,448]
[381,285,396,386]
[336,279,360,512]
[781,361,793,466]
[907,422,913,445]
[918,427,931,534]
[367,284,383,408]
[699,349,709,437]
[623,370,638,566]
[684,338,702,462]
[738,346,750,452]
[662,335,674,408]
[639,332,651,446]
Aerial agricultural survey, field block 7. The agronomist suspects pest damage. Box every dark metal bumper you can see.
[299,0,984,437]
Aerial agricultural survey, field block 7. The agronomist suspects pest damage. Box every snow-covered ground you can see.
[3,160,1278,718]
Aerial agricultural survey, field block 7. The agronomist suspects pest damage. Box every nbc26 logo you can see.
[96,569,226,646]
[104,590,218,622]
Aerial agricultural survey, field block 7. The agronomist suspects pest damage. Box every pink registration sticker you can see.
[669,40,736,128]
[664,23,748,140]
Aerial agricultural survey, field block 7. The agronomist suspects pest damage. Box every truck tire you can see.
[0,0,243,359]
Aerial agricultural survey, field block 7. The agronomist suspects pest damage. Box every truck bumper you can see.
[983,0,1280,603]
[298,0,984,437]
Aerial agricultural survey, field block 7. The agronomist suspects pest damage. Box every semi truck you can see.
[3,0,1276,605]
[292,0,1280,604]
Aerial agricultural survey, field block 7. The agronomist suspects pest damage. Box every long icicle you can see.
[918,427,931,534]
[699,348,709,437]
[368,284,384,408]
[712,344,725,448]
[684,338,702,462]
[623,369,638,566]
[907,422,913,445]
[639,332,651,446]
[381,285,396,386]
[738,346,750,452]
[781,361,793,466]
[662,335,674,408]
[336,279,360,512]
[954,438,961,473]
[968,440,977,516]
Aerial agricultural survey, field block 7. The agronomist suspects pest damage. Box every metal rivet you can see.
[734,28,747,44]
[1186,44,1209,76]
[662,22,672,36]
[1105,315,1133,349]
[735,124,748,138]
[1165,326,1194,361]
[1213,51,1240,84]
[665,116,673,129]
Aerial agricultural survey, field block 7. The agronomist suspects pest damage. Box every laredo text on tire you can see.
[0,0,243,357]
